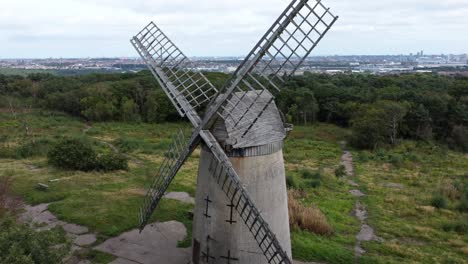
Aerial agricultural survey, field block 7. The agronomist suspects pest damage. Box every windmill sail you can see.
[131,22,218,126]
[203,0,338,144]
[139,129,199,230]
[200,130,291,264]
[132,1,337,263]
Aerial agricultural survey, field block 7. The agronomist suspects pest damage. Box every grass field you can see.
[0,110,466,263]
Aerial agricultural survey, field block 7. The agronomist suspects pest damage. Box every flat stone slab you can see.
[340,151,354,176]
[110,258,140,264]
[347,179,359,187]
[63,223,89,235]
[357,224,383,242]
[349,189,365,197]
[95,221,190,264]
[163,192,195,204]
[74,234,97,246]
[352,201,367,222]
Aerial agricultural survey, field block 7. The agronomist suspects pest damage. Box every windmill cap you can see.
[212,91,286,150]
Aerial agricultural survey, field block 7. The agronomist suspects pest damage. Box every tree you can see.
[296,88,319,125]
[350,105,387,149]
[121,97,140,122]
[143,90,172,123]
[80,84,117,121]
[380,100,408,145]
[404,104,432,140]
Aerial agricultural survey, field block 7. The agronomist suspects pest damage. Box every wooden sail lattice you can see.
[131,0,337,263]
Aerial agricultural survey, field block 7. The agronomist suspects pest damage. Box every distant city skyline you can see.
[1,0,467,58]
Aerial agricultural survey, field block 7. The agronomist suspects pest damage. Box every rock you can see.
[110,259,140,264]
[74,234,97,246]
[77,260,92,264]
[163,192,195,204]
[357,224,383,242]
[340,151,354,176]
[354,244,366,256]
[36,183,49,191]
[62,223,89,235]
[347,180,359,187]
[352,201,367,222]
[95,221,190,264]
[349,189,365,197]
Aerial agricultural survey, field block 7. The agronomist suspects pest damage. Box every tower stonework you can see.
[192,93,291,263]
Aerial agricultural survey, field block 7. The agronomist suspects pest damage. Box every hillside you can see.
[0,110,466,263]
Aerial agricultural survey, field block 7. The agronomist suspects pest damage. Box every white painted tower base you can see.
[191,144,291,263]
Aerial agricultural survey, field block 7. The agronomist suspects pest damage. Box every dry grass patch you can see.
[288,190,333,236]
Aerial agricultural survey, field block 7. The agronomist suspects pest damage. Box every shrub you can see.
[306,179,321,189]
[0,216,70,264]
[458,195,468,212]
[48,138,97,171]
[357,151,370,162]
[430,194,448,209]
[301,169,321,180]
[389,153,404,167]
[335,165,346,178]
[16,138,53,159]
[451,125,468,152]
[442,216,468,234]
[288,190,333,236]
[114,137,143,153]
[286,175,298,189]
[97,153,128,172]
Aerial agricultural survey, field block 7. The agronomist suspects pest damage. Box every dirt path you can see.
[339,144,382,258]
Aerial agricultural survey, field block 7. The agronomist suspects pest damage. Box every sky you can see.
[0,0,467,58]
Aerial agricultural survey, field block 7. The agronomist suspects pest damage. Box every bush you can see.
[450,125,468,152]
[16,138,53,159]
[458,195,468,212]
[335,165,346,178]
[97,153,128,172]
[301,169,321,180]
[306,179,322,189]
[48,138,97,171]
[286,175,298,189]
[431,194,448,209]
[389,153,404,167]
[442,216,468,234]
[288,190,333,236]
[0,216,70,264]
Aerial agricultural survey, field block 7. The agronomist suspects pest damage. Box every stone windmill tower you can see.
[131,0,337,263]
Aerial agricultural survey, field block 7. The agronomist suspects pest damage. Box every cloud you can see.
[0,0,467,58]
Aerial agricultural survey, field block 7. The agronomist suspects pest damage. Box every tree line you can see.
[0,71,467,151]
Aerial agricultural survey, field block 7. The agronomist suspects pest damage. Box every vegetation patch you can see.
[48,137,128,172]
[0,216,70,264]
[288,190,333,236]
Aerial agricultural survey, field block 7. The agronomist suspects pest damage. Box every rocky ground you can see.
[340,149,383,258]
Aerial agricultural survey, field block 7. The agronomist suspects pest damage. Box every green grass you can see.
[352,142,468,263]
[1,110,467,263]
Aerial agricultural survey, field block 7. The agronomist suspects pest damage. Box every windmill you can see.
[131,0,338,263]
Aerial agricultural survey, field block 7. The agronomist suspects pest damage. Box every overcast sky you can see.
[0,0,467,58]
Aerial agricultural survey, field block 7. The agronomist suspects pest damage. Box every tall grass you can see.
[288,190,333,236]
